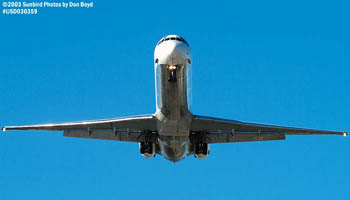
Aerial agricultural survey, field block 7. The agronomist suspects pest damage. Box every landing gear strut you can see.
[194,143,209,155]
[140,141,154,155]
[168,65,177,82]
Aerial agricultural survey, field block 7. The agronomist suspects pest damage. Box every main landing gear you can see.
[139,130,156,158]
[191,131,210,159]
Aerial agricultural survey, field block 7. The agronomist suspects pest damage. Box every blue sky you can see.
[1,0,349,199]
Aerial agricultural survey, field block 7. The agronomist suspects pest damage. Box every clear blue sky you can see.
[1,1,349,199]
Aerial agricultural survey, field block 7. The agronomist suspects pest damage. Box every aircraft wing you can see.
[191,115,347,144]
[2,114,158,142]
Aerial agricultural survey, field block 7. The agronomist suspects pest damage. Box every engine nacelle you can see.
[139,142,155,158]
[194,143,210,159]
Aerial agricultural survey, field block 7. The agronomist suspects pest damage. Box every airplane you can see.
[2,35,347,162]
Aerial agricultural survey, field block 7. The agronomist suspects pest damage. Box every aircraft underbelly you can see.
[155,63,192,137]
[159,119,190,136]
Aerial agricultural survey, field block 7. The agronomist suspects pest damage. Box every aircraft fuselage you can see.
[154,35,193,162]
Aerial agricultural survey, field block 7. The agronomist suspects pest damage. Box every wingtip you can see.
[343,132,347,137]
[2,127,6,132]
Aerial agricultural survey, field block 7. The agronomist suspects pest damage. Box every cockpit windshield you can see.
[157,36,189,46]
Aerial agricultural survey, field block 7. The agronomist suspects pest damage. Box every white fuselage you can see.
[153,35,193,162]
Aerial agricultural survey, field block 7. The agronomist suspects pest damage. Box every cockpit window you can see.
[157,38,165,45]
[179,37,189,46]
[157,36,189,46]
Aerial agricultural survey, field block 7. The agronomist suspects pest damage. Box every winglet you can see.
[2,127,6,132]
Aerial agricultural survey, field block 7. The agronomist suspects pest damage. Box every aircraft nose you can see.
[155,40,190,65]
[165,42,187,65]
[166,42,184,55]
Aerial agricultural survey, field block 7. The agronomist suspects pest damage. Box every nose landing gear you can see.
[168,65,177,82]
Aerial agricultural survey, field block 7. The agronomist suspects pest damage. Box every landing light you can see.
[168,65,177,70]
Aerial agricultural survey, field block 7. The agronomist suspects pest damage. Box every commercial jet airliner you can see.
[2,35,347,162]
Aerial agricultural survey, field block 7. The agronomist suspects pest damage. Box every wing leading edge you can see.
[191,115,347,144]
[2,114,158,142]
